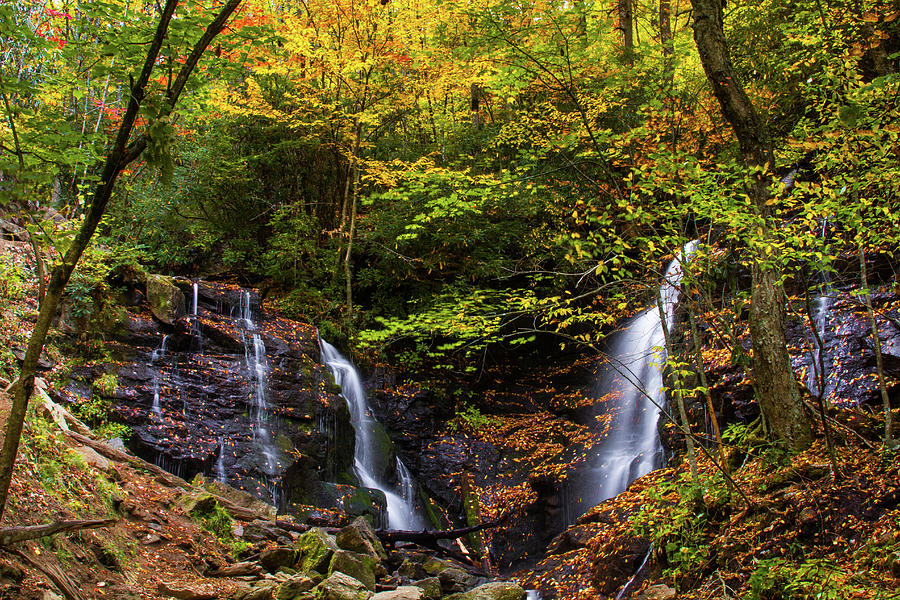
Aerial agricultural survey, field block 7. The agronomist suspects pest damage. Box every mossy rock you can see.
[328,550,376,591]
[296,528,339,574]
[275,572,323,600]
[341,486,388,526]
[411,578,441,600]
[336,517,387,562]
[311,572,373,600]
[366,421,395,480]
[422,557,454,576]
[146,274,186,325]
[444,582,526,600]
[177,491,219,517]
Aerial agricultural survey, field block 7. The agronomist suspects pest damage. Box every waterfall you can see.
[238,292,280,493]
[150,334,169,416]
[216,436,227,483]
[806,219,832,398]
[568,241,698,518]
[192,282,199,316]
[320,339,425,530]
[806,293,832,397]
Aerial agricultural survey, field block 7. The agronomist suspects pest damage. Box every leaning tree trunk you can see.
[0,0,243,522]
[690,0,813,450]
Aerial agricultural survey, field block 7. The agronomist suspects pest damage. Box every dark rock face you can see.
[57,280,362,518]
[787,290,900,407]
[369,362,591,569]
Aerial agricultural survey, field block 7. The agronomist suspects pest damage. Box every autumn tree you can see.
[689,0,813,449]
[0,0,243,520]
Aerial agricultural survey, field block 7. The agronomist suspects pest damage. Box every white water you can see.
[216,436,227,483]
[320,339,425,530]
[806,219,832,398]
[150,334,169,415]
[806,293,832,396]
[571,241,698,515]
[192,282,199,316]
[239,292,279,480]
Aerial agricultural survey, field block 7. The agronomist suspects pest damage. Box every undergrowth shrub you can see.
[19,405,123,519]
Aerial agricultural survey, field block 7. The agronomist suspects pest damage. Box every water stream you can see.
[149,334,169,416]
[239,292,280,482]
[320,339,425,530]
[566,241,698,520]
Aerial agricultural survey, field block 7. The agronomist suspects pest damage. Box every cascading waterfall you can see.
[238,292,280,500]
[806,219,833,398]
[319,339,425,530]
[567,241,698,519]
[192,282,199,316]
[216,436,227,483]
[150,334,169,415]
[807,293,833,397]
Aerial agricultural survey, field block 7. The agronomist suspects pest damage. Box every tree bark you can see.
[690,0,813,450]
[619,0,634,63]
[659,0,673,80]
[859,246,895,447]
[0,518,116,546]
[0,0,243,522]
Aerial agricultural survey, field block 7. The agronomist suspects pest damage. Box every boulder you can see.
[437,568,477,594]
[411,578,441,600]
[311,572,373,600]
[297,528,339,574]
[396,560,427,580]
[371,587,424,600]
[73,446,110,471]
[422,557,455,577]
[336,517,387,561]
[232,581,277,600]
[275,572,323,600]
[329,550,377,591]
[198,476,278,521]
[260,547,299,573]
[146,274,186,325]
[177,492,218,518]
[243,519,292,545]
[443,582,526,600]
[635,584,676,600]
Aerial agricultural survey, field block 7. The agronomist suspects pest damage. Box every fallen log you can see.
[375,521,499,545]
[0,518,117,546]
[204,561,263,577]
[10,548,86,600]
[61,431,268,522]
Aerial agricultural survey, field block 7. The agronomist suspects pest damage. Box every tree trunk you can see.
[690,0,813,450]
[859,246,895,447]
[0,0,243,522]
[619,0,634,63]
[659,0,673,79]
[344,150,360,323]
[657,294,700,492]
[688,305,727,472]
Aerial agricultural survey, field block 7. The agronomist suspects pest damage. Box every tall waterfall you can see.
[320,339,425,530]
[238,292,281,501]
[567,241,698,519]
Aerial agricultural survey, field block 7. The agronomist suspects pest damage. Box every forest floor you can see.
[2,238,900,600]
[521,421,900,600]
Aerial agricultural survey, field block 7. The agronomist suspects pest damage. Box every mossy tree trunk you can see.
[690,0,813,450]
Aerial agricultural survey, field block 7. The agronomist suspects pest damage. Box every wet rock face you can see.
[787,290,900,407]
[60,280,358,517]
